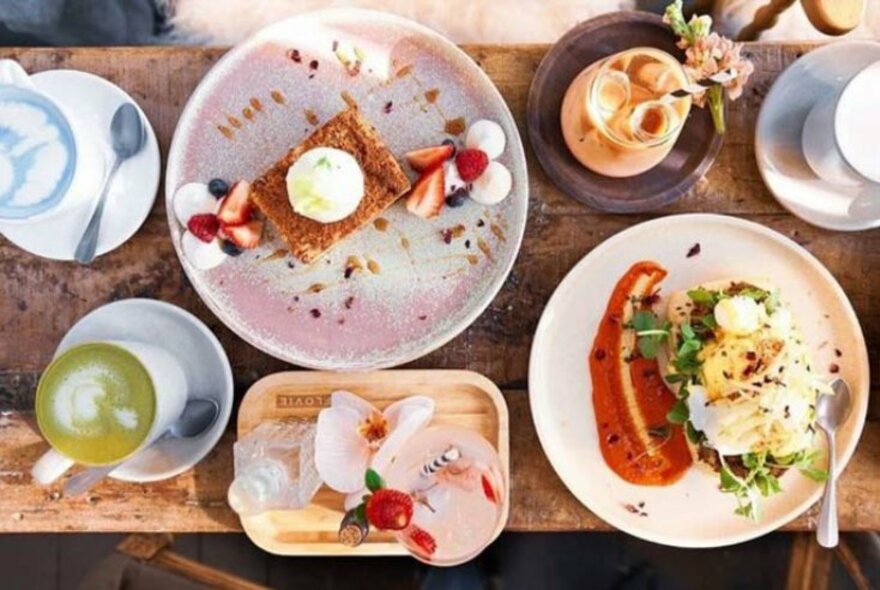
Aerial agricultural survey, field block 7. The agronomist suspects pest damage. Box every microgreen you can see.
[315,155,333,171]
[666,398,689,424]
[770,449,828,482]
[630,311,672,360]
[716,448,826,520]
[736,286,770,302]
[685,421,705,444]
[686,287,719,307]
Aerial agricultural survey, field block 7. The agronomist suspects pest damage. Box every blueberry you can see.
[208,178,229,198]
[220,240,242,256]
[445,187,468,208]
[442,138,457,158]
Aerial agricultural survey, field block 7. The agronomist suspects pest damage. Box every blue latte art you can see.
[0,86,76,220]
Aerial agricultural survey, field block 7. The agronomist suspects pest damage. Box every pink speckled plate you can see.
[166,9,527,370]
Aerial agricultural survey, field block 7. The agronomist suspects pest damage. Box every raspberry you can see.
[455,149,489,182]
[187,213,219,243]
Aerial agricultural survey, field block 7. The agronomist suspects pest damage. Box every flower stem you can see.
[708,84,725,135]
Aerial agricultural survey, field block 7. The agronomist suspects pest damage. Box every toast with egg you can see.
[662,278,832,518]
[250,106,411,263]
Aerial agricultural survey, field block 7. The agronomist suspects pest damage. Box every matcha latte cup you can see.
[31,341,188,485]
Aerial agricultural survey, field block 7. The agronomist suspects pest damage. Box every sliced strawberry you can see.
[405,525,437,558]
[221,219,263,249]
[365,489,413,531]
[481,473,498,504]
[217,180,252,226]
[455,148,489,182]
[405,167,445,219]
[186,213,220,243]
[405,143,454,172]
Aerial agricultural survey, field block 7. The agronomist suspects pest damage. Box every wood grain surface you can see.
[0,43,878,534]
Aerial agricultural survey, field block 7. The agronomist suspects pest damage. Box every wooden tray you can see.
[236,370,510,556]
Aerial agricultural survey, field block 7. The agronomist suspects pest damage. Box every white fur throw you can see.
[169,0,878,45]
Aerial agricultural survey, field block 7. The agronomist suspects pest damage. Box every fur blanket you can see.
[170,0,879,44]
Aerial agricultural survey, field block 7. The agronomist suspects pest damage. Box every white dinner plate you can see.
[756,41,880,231]
[56,299,233,482]
[529,214,869,548]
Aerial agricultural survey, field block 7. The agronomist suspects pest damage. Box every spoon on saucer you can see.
[816,378,853,548]
[74,103,146,265]
[62,397,220,497]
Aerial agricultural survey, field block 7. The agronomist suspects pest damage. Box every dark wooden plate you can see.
[527,11,723,213]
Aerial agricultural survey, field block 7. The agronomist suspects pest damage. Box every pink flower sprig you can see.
[663,0,754,134]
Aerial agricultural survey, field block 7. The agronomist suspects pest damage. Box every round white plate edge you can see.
[755,41,880,233]
[528,213,870,548]
[163,7,529,371]
[55,298,234,483]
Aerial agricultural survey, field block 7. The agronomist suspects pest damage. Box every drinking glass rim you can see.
[587,47,691,149]
[35,341,157,466]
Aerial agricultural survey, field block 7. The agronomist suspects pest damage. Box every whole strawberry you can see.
[365,488,414,531]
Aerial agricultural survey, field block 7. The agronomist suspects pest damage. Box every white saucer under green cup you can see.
[34,299,233,483]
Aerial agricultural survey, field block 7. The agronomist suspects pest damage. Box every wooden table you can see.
[0,44,878,535]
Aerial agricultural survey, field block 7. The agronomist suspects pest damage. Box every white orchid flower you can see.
[315,390,434,494]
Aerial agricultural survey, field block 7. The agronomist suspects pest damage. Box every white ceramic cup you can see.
[0,59,105,223]
[31,340,189,485]
[802,60,880,187]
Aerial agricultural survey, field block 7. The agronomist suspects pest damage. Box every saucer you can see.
[756,41,880,231]
[55,299,233,482]
[0,70,160,260]
[527,12,722,213]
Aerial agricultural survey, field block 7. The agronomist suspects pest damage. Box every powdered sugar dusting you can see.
[165,10,527,369]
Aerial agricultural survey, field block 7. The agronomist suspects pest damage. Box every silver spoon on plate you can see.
[62,398,220,497]
[815,378,852,548]
[74,103,146,265]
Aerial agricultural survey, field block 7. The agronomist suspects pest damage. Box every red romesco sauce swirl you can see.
[589,261,691,485]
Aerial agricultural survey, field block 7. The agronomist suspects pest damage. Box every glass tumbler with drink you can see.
[560,47,692,178]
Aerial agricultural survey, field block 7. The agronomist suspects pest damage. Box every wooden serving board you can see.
[236,370,510,556]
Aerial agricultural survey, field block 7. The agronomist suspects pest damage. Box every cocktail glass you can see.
[384,425,506,566]
[560,47,692,177]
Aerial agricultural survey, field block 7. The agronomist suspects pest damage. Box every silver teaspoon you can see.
[74,103,146,264]
[816,378,852,548]
[62,398,220,498]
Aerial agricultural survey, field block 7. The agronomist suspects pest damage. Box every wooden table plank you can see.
[0,44,877,533]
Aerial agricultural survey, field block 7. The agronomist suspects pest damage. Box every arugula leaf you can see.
[685,421,705,444]
[666,399,689,424]
[737,287,770,302]
[700,314,718,330]
[680,322,696,341]
[664,372,690,384]
[631,311,671,360]
[686,287,718,306]
[765,290,780,314]
[719,464,741,492]
[799,467,828,482]
[631,311,655,332]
